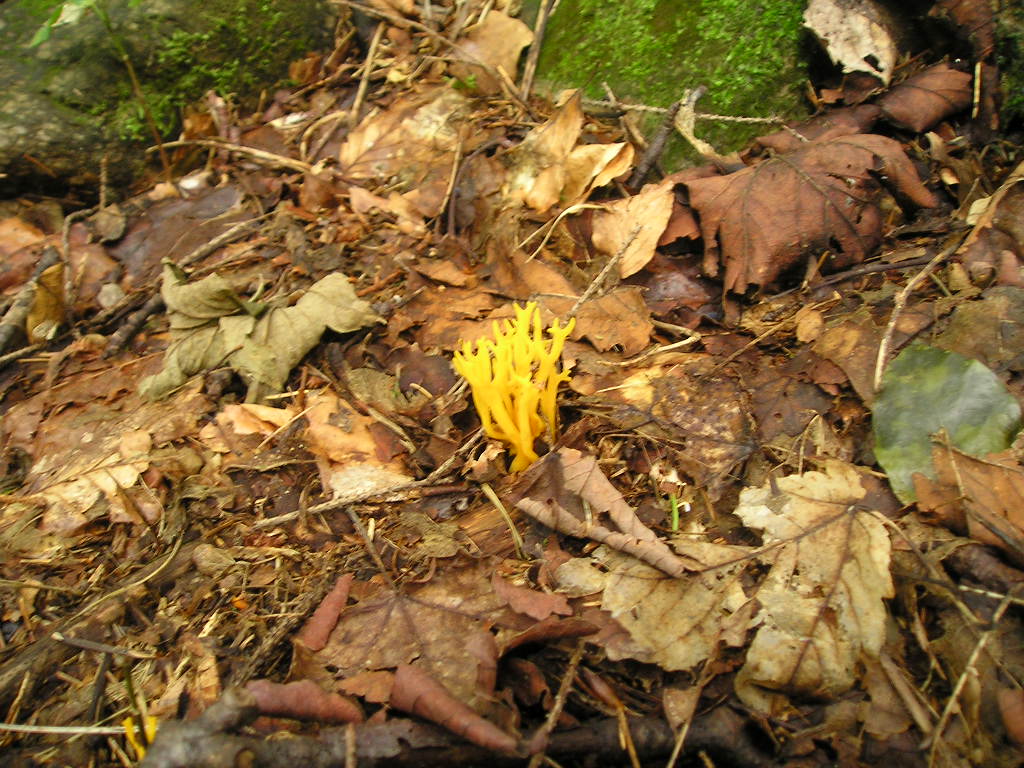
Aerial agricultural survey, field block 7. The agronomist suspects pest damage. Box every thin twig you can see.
[480,482,525,560]
[582,97,784,124]
[628,99,681,189]
[300,109,351,163]
[925,589,1016,763]
[338,0,534,116]
[527,639,586,768]
[350,19,385,128]
[50,632,155,659]
[674,86,717,158]
[872,232,968,393]
[62,205,99,335]
[149,139,314,175]
[344,507,393,584]
[518,0,556,99]
[568,226,641,318]
[602,82,647,153]
[0,722,128,736]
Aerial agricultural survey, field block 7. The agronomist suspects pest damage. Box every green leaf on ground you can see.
[873,343,1022,503]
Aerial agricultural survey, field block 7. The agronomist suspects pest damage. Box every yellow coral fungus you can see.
[453,301,575,472]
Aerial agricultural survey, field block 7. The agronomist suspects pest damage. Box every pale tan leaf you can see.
[560,142,634,203]
[733,461,893,714]
[502,92,584,213]
[591,178,675,278]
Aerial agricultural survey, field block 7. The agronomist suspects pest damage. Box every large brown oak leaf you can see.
[686,134,938,293]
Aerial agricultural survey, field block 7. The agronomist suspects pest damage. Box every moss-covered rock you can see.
[997,2,1024,128]
[0,0,335,196]
[524,0,813,166]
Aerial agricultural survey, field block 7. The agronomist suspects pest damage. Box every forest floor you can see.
[1,1,1024,767]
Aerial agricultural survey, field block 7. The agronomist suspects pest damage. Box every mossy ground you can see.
[7,0,330,141]
[526,0,812,167]
[114,0,326,140]
[997,2,1024,128]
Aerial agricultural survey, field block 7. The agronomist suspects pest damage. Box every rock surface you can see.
[0,0,335,198]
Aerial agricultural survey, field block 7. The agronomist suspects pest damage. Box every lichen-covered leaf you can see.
[873,343,1022,503]
[140,268,379,402]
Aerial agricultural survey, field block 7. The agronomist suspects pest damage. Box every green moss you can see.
[104,0,321,140]
[15,0,329,142]
[532,0,810,166]
[997,3,1024,126]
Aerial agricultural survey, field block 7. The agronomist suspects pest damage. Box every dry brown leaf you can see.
[491,573,571,621]
[751,104,881,155]
[861,658,915,739]
[591,178,675,278]
[339,88,470,217]
[963,158,1024,248]
[246,679,363,724]
[338,670,395,704]
[299,561,544,718]
[915,447,1024,566]
[686,134,938,293]
[999,687,1024,746]
[512,448,700,577]
[0,216,45,265]
[390,664,519,753]
[557,545,751,671]
[448,11,533,96]
[413,258,474,287]
[296,574,354,652]
[26,263,64,343]
[304,391,413,500]
[812,313,884,404]
[545,287,652,356]
[577,356,752,499]
[560,142,635,204]
[804,0,900,84]
[348,185,426,234]
[878,62,973,133]
[12,384,207,537]
[502,92,584,214]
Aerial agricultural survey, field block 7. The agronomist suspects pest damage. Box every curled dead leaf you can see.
[390,664,519,753]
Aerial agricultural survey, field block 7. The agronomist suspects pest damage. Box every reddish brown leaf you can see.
[686,134,938,293]
[491,573,572,621]
[245,679,363,723]
[310,562,507,712]
[500,616,599,653]
[295,573,353,652]
[447,11,533,96]
[390,664,520,753]
[915,448,1024,566]
[504,658,550,708]
[338,670,395,704]
[999,687,1024,746]
[878,63,974,133]
[749,104,881,155]
[544,287,652,356]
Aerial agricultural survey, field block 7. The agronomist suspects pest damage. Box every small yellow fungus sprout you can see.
[453,301,575,472]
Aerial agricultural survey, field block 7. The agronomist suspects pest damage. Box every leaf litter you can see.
[0,2,1023,767]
